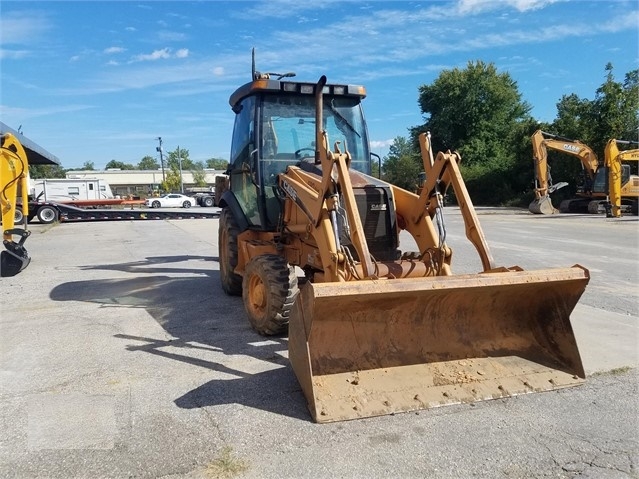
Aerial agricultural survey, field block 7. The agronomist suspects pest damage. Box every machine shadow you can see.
[49,254,310,421]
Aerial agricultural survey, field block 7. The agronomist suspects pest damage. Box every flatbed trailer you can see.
[25,201,219,224]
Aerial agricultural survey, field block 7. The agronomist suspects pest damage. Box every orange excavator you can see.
[529,130,599,214]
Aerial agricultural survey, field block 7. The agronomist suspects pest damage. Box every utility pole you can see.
[156,137,165,186]
[177,145,184,194]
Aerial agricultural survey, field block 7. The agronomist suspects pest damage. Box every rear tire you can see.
[219,208,243,296]
[14,209,24,224]
[152,201,160,208]
[183,201,191,208]
[37,206,58,224]
[202,196,214,207]
[242,254,298,336]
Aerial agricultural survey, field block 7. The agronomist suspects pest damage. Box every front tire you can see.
[202,196,214,207]
[219,208,242,296]
[37,206,58,224]
[242,254,298,336]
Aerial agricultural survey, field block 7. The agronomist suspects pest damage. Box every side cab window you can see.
[229,96,261,226]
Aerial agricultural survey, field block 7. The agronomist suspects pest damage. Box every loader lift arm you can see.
[529,130,599,214]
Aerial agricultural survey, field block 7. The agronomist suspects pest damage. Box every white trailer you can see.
[31,178,114,202]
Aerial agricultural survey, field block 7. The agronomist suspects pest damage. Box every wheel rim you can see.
[41,208,55,222]
[246,273,267,319]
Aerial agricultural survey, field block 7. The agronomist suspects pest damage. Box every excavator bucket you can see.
[288,265,589,423]
[1,230,31,277]
[529,196,557,214]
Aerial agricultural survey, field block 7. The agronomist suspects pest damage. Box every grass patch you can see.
[204,446,249,479]
[590,366,633,377]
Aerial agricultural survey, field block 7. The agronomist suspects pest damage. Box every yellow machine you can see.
[218,69,590,422]
[0,133,31,277]
[529,130,599,214]
[602,139,639,217]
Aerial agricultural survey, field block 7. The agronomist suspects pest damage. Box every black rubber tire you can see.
[152,201,161,208]
[242,254,298,336]
[202,196,214,208]
[37,206,58,224]
[182,201,191,208]
[219,208,243,296]
[14,208,24,224]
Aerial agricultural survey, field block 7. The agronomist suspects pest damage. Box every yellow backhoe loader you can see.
[218,63,590,422]
[1,133,31,277]
[529,130,599,214]
[603,139,639,218]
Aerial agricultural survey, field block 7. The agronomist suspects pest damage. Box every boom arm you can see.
[605,138,639,218]
[1,133,31,277]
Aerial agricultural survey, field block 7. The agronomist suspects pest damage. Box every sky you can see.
[1,0,638,170]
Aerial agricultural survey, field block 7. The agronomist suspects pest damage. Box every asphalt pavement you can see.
[0,208,637,478]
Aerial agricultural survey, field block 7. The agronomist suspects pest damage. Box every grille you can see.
[351,186,398,261]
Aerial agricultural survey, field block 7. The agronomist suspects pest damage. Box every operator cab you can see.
[228,78,372,230]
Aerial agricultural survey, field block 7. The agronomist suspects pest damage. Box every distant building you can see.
[66,169,226,197]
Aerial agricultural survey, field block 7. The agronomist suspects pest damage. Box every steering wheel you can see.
[294,148,315,159]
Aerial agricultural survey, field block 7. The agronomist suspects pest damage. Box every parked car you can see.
[145,194,195,208]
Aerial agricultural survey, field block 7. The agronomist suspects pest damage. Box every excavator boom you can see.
[1,133,31,277]
[605,139,639,217]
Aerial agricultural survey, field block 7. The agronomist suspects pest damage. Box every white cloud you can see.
[104,47,126,54]
[0,49,30,60]
[0,12,52,46]
[212,67,225,76]
[456,0,560,14]
[130,48,190,62]
[370,139,395,149]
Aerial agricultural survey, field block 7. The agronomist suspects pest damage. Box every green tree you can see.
[549,64,639,203]
[206,158,229,170]
[105,160,135,170]
[138,156,159,170]
[191,169,208,187]
[413,60,532,204]
[590,63,639,151]
[381,136,421,190]
[29,164,66,179]
[167,147,194,170]
[163,169,182,193]
[82,161,95,170]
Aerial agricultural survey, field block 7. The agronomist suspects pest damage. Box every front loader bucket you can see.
[288,265,589,423]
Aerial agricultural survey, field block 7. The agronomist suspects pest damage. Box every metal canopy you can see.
[0,122,61,166]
